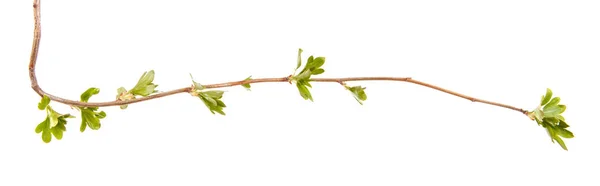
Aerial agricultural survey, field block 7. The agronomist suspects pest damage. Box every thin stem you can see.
[29,0,528,116]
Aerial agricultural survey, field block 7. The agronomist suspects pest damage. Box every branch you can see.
[27,0,526,114]
[29,0,574,150]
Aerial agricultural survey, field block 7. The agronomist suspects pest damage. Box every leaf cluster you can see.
[79,88,107,132]
[116,70,159,109]
[190,75,227,115]
[291,48,326,101]
[35,87,108,143]
[345,85,368,105]
[241,76,252,90]
[528,88,574,150]
[35,95,73,143]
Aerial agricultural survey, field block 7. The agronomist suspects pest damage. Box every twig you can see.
[28,0,528,116]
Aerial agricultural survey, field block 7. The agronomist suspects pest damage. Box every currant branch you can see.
[28,0,574,150]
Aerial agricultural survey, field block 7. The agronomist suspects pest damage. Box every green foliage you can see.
[116,70,159,109]
[78,88,107,132]
[130,70,159,96]
[291,48,326,101]
[345,85,368,105]
[527,88,574,150]
[38,95,50,110]
[296,81,313,101]
[35,95,74,143]
[242,76,252,90]
[190,75,227,115]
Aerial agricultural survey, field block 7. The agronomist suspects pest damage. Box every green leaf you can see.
[216,99,226,107]
[543,97,561,110]
[80,120,87,132]
[544,117,559,125]
[242,76,252,90]
[295,69,312,80]
[347,86,367,105]
[296,48,303,71]
[555,127,574,138]
[51,128,63,140]
[42,130,51,143]
[557,104,566,114]
[543,105,562,118]
[311,68,325,75]
[80,87,100,102]
[545,127,556,143]
[558,120,569,128]
[46,106,60,128]
[303,80,312,88]
[81,109,101,130]
[541,88,553,106]
[557,115,566,122]
[203,90,225,99]
[309,57,325,70]
[129,70,159,96]
[80,108,105,132]
[35,117,48,134]
[203,95,218,107]
[38,95,50,110]
[96,111,107,119]
[554,135,568,151]
[533,108,544,122]
[296,83,313,101]
[306,56,314,68]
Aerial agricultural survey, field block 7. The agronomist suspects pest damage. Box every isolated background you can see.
[1,0,599,185]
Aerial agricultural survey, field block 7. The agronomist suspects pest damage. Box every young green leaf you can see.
[80,87,100,102]
[543,97,561,110]
[296,82,313,101]
[558,120,569,128]
[38,95,50,110]
[42,129,51,143]
[203,90,225,99]
[346,85,367,105]
[306,56,314,67]
[311,68,325,75]
[554,135,568,151]
[533,107,544,122]
[81,109,101,130]
[51,126,64,140]
[541,88,553,106]
[46,106,61,128]
[543,105,563,118]
[308,57,325,70]
[35,117,48,134]
[129,70,159,96]
[555,127,574,138]
[242,76,252,90]
[296,48,303,71]
[295,69,312,80]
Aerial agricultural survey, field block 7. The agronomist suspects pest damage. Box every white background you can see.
[1,0,599,185]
